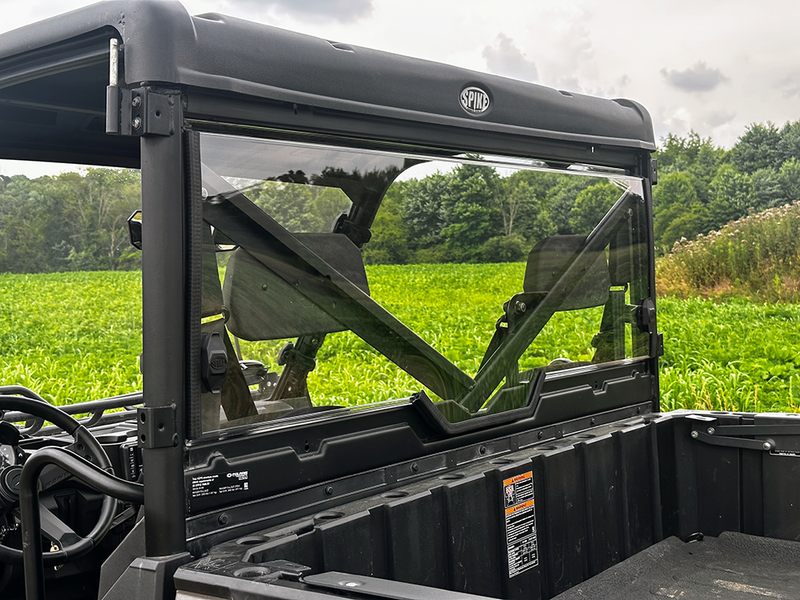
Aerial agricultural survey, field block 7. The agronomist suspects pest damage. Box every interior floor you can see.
[554,532,800,599]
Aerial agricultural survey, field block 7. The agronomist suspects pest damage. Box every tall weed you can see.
[658,201,800,301]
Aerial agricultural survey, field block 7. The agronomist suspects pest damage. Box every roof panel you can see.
[0,0,654,166]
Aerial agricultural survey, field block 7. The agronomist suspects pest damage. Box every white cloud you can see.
[223,0,373,23]
[661,62,729,93]
[482,34,538,83]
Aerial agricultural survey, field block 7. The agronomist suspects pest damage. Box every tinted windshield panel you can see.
[196,133,651,434]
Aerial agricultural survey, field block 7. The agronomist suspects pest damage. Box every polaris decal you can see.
[460,86,490,115]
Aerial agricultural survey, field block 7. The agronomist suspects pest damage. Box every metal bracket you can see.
[106,86,177,136]
[690,423,800,455]
[137,405,178,449]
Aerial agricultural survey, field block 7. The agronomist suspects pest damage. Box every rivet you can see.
[707,427,715,435]
[690,430,699,439]
[763,442,772,451]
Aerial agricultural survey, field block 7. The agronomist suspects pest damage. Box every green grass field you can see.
[2,266,799,413]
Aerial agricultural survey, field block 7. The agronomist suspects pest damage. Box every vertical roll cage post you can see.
[138,103,190,559]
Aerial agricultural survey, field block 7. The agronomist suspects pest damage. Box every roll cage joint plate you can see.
[107,86,179,137]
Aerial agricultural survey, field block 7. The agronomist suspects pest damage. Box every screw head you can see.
[132,116,142,130]
[691,430,699,439]
[763,441,772,451]
[218,513,229,526]
[410,462,419,473]
[479,446,487,455]
[515,300,527,313]
[707,427,715,435]
[131,96,142,108]
[537,431,544,440]
[324,485,333,496]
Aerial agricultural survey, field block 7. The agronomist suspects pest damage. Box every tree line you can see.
[653,121,800,250]
[0,168,141,273]
[1,119,799,273]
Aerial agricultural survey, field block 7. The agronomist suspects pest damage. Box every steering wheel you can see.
[0,395,117,566]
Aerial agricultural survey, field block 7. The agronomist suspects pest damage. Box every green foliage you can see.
[0,271,143,404]
[363,184,410,265]
[653,121,800,249]
[251,182,350,232]
[478,234,527,263]
[731,122,783,174]
[659,297,800,413]
[653,171,707,248]
[440,164,503,261]
[499,170,558,242]
[0,168,141,274]
[657,131,727,182]
[568,181,620,235]
[779,158,800,202]
[657,201,800,301]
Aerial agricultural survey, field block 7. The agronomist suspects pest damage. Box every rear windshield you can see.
[196,132,651,434]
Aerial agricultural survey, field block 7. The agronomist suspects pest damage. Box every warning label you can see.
[190,471,249,498]
[503,471,538,578]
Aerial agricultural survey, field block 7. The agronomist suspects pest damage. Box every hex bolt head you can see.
[131,96,142,108]
[707,427,715,435]
[691,430,699,439]
[132,116,142,130]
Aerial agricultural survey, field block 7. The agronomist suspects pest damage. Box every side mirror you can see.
[127,210,142,250]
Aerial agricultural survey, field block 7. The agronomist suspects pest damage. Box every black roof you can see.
[0,1,654,168]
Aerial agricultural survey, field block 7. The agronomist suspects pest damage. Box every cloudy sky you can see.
[0,0,798,175]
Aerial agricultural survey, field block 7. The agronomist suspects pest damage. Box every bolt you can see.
[131,96,142,108]
[479,446,487,455]
[261,284,268,291]
[538,431,544,440]
[218,513,229,526]
[324,486,333,496]
[707,427,715,435]
[691,430,699,439]
[515,300,527,313]
[410,462,419,473]
[763,441,772,451]
[590,418,596,425]
[132,116,142,130]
